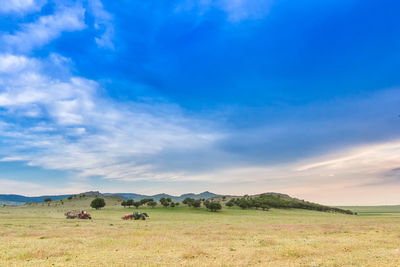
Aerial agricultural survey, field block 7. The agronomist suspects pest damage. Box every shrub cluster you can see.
[121,198,159,208]
[160,197,179,208]
[122,198,179,208]
[182,197,201,208]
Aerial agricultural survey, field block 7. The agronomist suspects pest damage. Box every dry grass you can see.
[1,200,400,266]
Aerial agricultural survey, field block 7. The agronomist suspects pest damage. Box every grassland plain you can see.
[1,197,400,267]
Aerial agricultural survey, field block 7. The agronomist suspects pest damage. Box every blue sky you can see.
[0,0,399,205]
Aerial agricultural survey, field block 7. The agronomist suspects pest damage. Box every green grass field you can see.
[339,205,400,215]
[1,197,400,266]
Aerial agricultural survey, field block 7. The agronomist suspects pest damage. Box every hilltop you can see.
[212,192,354,215]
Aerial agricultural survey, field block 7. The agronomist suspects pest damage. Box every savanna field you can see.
[1,197,400,267]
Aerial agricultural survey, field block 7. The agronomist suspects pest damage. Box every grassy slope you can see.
[1,198,400,266]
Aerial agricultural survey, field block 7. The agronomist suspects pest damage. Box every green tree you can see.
[160,198,170,208]
[44,198,51,206]
[147,201,157,208]
[238,199,249,209]
[204,201,222,212]
[133,201,141,209]
[183,197,195,207]
[90,198,106,210]
[126,199,133,208]
[140,198,153,206]
[210,202,222,212]
[260,203,270,211]
[192,199,201,208]
[225,199,235,207]
[121,200,127,208]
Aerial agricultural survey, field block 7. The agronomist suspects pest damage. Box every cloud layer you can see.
[0,53,220,182]
[0,0,400,205]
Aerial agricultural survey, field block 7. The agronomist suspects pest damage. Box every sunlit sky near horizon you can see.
[0,0,400,205]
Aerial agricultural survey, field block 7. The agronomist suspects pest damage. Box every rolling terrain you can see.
[1,196,400,266]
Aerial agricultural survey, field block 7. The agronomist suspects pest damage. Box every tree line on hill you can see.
[45,195,221,212]
[120,197,222,212]
[224,194,354,215]
[121,198,158,209]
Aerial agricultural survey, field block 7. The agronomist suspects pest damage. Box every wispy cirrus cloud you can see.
[218,0,274,22]
[88,0,114,49]
[175,0,274,21]
[0,0,47,14]
[2,3,86,52]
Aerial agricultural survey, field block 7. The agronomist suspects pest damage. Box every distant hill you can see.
[0,200,26,206]
[0,194,70,204]
[0,191,222,205]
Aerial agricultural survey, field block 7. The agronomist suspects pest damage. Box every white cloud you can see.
[1,0,115,51]
[0,54,30,73]
[0,0,46,14]
[175,0,274,22]
[0,53,221,182]
[88,0,114,49]
[2,4,86,52]
[218,0,274,22]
